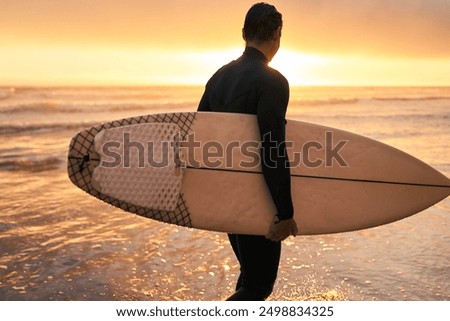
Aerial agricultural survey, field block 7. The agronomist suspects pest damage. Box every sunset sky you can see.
[1,0,450,86]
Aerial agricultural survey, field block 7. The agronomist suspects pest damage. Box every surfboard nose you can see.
[430,169,450,202]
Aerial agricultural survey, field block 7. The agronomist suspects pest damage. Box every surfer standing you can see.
[198,3,298,300]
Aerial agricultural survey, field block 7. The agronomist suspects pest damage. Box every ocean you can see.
[0,86,449,300]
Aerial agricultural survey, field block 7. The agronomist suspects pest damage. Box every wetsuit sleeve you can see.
[257,75,294,221]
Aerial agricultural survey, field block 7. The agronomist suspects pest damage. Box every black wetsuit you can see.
[198,46,294,300]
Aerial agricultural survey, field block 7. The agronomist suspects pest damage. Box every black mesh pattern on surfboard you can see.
[67,112,196,227]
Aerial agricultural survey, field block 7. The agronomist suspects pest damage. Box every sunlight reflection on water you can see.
[0,86,449,300]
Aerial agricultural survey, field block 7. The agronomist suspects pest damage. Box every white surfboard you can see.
[67,112,450,235]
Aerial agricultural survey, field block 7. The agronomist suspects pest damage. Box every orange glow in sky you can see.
[1,0,450,86]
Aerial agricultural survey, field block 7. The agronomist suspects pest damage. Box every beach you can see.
[0,86,449,300]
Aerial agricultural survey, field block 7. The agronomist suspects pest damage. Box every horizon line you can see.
[2,83,450,89]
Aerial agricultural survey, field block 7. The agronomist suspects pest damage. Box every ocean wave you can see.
[0,123,95,135]
[294,98,359,106]
[372,96,450,102]
[0,101,194,114]
[0,87,15,100]
[293,96,450,107]
[0,155,63,172]
[0,103,83,114]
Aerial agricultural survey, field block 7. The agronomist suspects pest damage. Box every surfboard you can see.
[67,112,450,235]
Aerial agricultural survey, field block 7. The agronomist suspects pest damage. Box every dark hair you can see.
[243,2,282,42]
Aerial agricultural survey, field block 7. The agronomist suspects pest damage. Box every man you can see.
[197,2,298,301]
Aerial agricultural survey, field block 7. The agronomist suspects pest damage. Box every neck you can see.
[246,41,277,62]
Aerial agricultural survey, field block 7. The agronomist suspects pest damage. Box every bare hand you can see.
[265,217,298,242]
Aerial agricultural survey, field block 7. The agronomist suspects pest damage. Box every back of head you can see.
[243,2,282,43]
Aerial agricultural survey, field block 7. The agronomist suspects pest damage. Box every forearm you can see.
[260,139,294,220]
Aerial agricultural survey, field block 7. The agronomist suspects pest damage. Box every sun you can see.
[270,49,330,86]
